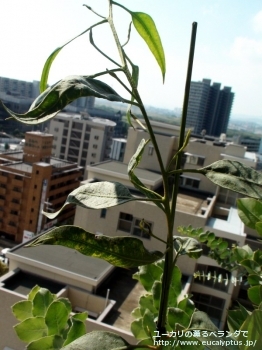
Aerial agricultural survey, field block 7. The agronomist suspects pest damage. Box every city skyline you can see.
[0,0,262,117]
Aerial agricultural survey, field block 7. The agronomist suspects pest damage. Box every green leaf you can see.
[168,266,182,307]
[248,274,262,286]
[248,286,262,305]
[14,316,47,342]
[27,225,163,268]
[63,319,86,347]
[152,281,162,310]
[32,288,55,317]
[43,181,137,220]
[238,310,262,350]
[167,307,191,329]
[12,300,32,321]
[72,312,88,322]
[201,160,262,199]
[237,198,262,229]
[28,285,41,301]
[241,259,261,274]
[27,335,64,350]
[62,331,130,350]
[57,297,72,314]
[173,236,202,259]
[131,12,166,82]
[131,318,148,340]
[233,246,253,262]
[45,301,70,336]
[142,309,156,338]
[228,309,248,334]
[177,297,195,318]
[255,222,262,236]
[133,262,163,292]
[40,19,107,92]
[138,295,158,317]
[0,76,125,125]
[128,139,164,210]
[131,307,141,319]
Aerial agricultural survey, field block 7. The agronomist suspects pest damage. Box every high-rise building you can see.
[0,131,83,243]
[186,79,234,137]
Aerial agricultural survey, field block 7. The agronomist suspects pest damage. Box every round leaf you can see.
[14,317,47,343]
[45,301,70,336]
[12,300,33,322]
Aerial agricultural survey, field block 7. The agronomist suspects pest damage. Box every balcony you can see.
[0,187,6,196]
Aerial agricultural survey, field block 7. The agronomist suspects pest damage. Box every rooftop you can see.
[7,241,113,286]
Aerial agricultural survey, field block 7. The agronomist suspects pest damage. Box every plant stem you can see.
[156,22,198,335]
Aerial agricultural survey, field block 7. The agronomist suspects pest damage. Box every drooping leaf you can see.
[63,319,86,347]
[128,139,164,210]
[200,160,262,199]
[131,12,165,82]
[32,288,55,317]
[43,181,137,220]
[0,76,125,125]
[12,300,33,321]
[27,335,64,350]
[62,331,130,350]
[40,19,107,92]
[14,317,47,342]
[45,301,70,336]
[173,236,202,259]
[237,198,262,229]
[27,225,163,268]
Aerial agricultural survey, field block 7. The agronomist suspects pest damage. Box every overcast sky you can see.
[0,0,262,117]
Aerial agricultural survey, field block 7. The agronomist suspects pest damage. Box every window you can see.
[54,127,59,132]
[192,293,225,327]
[94,135,99,140]
[91,153,96,157]
[36,170,39,175]
[180,176,200,189]
[148,145,154,156]
[93,144,98,149]
[34,185,37,189]
[118,212,152,239]
[100,209,107,218]
[118,212,133,232]
[194,264,230,292]
[185,153,205,166]
[31,208,34,213]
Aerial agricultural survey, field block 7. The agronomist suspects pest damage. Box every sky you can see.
[0,0,262,118]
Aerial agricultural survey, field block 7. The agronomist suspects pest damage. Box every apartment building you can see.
[49,112,116,172]
[0,131,83,243]
[73,121,259,329]
[186,78,234,136]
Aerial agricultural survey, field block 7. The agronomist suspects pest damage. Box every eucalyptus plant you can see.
[2,1,262,349]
